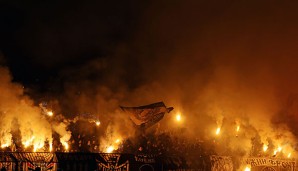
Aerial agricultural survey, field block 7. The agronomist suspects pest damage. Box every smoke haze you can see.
[1,0,298,158]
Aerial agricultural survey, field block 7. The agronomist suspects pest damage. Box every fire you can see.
[1,144,9,148]
[95,120,101,126]
[278,146,282,152]
[288,153,292,158]
[23,136,35,148]
[244,165,251,171]
[49,143,53,152]
[47,111,53,116]
[236,125,240,132]
[61,141,69,151]
[176,114,181,121]
[106,146,114,153]
[33,142,44,152]
[115,139,121,143]
[263,144,268,152]
[215,127,221,135]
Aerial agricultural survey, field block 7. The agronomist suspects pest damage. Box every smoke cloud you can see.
[1,0,298,162]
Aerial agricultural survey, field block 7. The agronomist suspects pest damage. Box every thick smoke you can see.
[1,0,298,165]
[0,66,71,151]
[51,0,298,158]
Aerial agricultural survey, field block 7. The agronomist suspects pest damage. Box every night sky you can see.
[1,0,298,140]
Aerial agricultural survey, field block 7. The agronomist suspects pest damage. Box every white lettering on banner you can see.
[134,155,156,163]
[244,158,295,170]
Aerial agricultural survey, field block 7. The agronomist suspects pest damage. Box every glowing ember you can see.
[263,144,268,152]
[47,111,53,116]
[215,127,221,135]
[176,114,181,121]
[106,146,114,153]
[95,121,101,126]
[244,165,251,171]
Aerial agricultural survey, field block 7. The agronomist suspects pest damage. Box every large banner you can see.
[97,154,129,171]
[244,158,296,171]
[120,102,173,129]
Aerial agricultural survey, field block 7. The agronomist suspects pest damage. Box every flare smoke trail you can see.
[0,67,71,150]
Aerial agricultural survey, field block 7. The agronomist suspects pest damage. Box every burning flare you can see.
[23,136,35,148]
[263,144,268,152]
[215,127,221,135]
[176,114,181,121]
[1,144,9,148]
[236,125,240,132]
[106,146,114,153]
[244,165,251,171]
[47,111,53,116]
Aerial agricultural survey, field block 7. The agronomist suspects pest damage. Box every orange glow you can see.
[23,136,35,148]
[176,113,181,121]
[288,153,292,158]
[115,139,121,143]
[236,125,240,132]
[1,144,9,148]
[215,127,221,135]
[95,121,101,126]
[106,146,114,153]
[47,111,53,116]
[49,143,53,152]
[244,165,251,171]
[263,144,268,152]
[62,141,69,151]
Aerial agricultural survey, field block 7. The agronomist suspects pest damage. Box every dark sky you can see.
[0,0,144,88]
[2,0,298,138]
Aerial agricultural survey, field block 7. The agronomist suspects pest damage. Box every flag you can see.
[46,158,55,170]
[27,162,35,170]
[120,102,173,129]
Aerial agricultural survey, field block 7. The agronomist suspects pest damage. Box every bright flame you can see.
[106,146,114,153]
[278,146,282,152]
[244,165,251,171]
[236,125,240,132]
[49,143,53,152]
[115,139,121,143]
[61,141,69,151]
[47,111,53,116]
[216,127,221,135]
[23,136,35,148]
[176,114,181,121]
[95,121,101,126]
[273,150,278,156]
[1,144,9,148]
[263,144,268,152]
[288,153,292,158]
[33,142,44,152]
